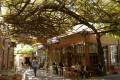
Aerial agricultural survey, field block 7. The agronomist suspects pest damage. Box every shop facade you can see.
[48,33,120,74]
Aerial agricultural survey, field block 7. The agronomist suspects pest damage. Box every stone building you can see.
[0,32,15,70]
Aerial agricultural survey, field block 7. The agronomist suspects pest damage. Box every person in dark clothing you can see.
[81,63,88,78]
[59,62,64,76]
[21,62,24,67]
[29,61,32,69]
[55,64,58,74]
[98,62,104,76]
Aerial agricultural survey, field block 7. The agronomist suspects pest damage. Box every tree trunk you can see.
[96,34,104,63]
[96,34,106,72]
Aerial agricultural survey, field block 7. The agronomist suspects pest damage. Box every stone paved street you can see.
[22,69,120,80]
[22,69,72,80]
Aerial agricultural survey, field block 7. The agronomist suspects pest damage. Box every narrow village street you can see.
[0,0,120,80]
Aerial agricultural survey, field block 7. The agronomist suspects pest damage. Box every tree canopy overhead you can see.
[0,0,120,44]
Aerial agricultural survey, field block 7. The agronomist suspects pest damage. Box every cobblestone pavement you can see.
[22,69,72,80]
[22,69,120,80]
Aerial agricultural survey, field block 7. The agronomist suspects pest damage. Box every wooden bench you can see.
[65,67,71,77]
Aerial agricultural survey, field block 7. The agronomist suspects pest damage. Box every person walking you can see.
[32,57,38,77]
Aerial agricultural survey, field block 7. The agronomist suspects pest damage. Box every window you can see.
[55,48,59,62]
[76,45,84,54]
[89,44,98,65]
[111,45,118,64]
[53,49,55,61]
[49,49,51,59]
[61,46,66,54]
[60,46,66,63]
[75,45,84,64]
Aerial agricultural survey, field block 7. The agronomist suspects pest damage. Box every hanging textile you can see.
[2,45,5,50]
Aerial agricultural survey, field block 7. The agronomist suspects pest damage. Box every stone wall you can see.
[0,36,14,70]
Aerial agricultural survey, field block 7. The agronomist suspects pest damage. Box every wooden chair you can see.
[65,67,71,77]
[89,70,95,77]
